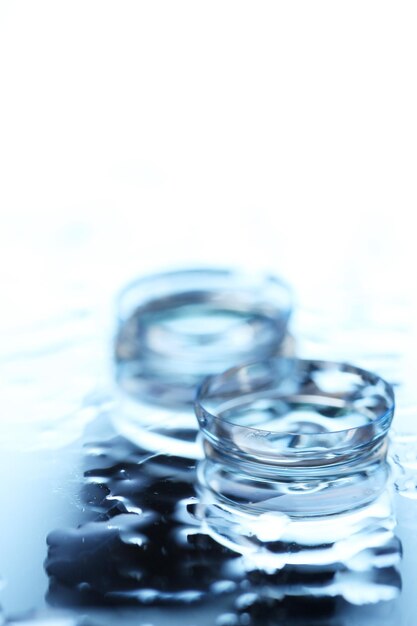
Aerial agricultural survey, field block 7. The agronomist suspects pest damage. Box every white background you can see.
[1,2,416,306]
[0,2,416,413]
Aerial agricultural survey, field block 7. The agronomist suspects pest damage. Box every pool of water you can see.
[0,392,415,626]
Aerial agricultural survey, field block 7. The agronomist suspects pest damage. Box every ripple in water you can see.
[45,435,402,621]
[45,437,242,607]
[0,309,108,451]
[391,430,417,500]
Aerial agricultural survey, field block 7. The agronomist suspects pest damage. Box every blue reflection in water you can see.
[44,433,401,625]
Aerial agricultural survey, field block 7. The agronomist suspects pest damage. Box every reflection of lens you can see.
[196,490,402,606]
[113,268,293,457]
[45,433,401,615]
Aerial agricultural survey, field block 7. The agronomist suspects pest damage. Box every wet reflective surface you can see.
[1,284,417,626]
[0,399,415,625]
[1,227,417,626]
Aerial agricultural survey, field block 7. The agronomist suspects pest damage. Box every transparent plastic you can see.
[195,358,395,516]
[113,268,293,457]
